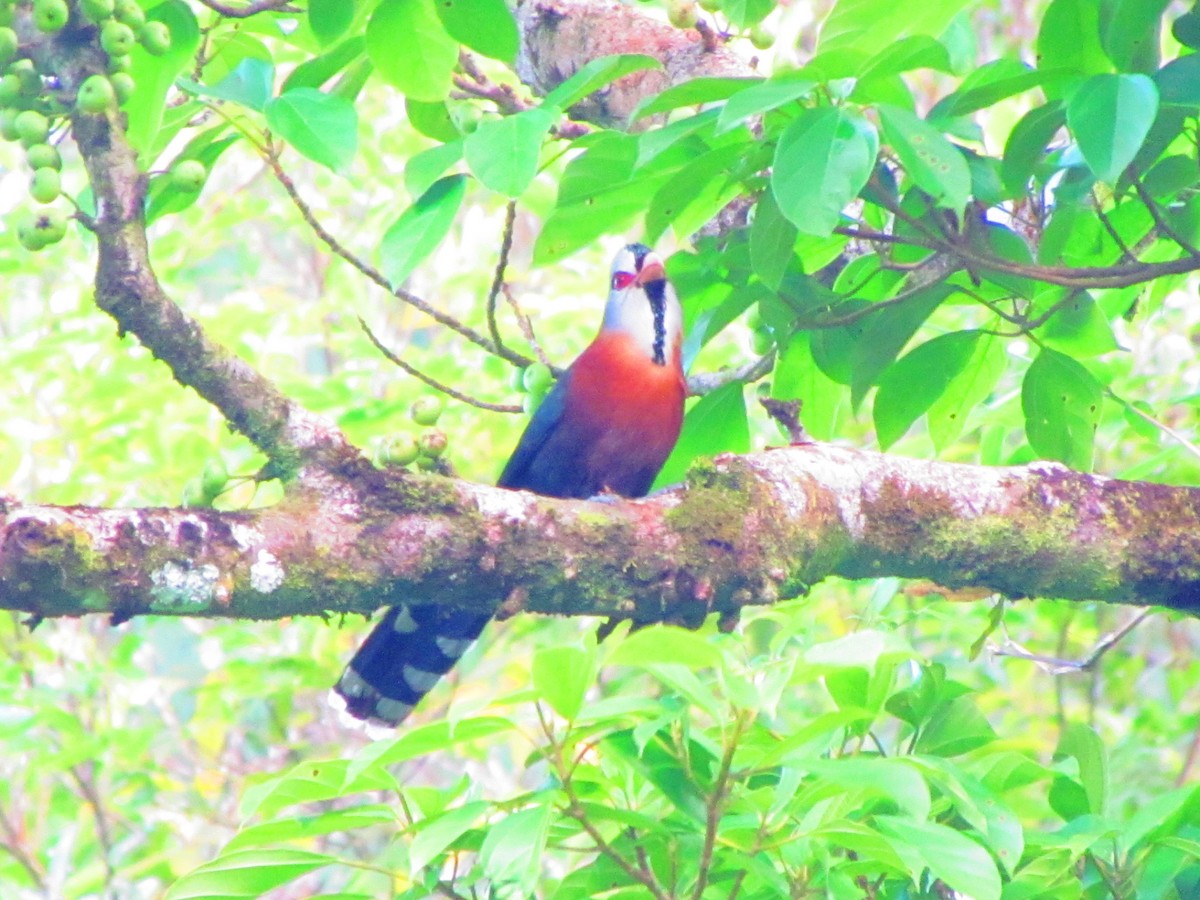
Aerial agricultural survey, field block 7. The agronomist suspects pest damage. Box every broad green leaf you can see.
[1037,291,1119,357]
[646,143,747,243]
[632,77,763,122]
[857,34,953,83]
[542,54,661,111]
[850,283,952,405]
[282,37,366,94]
[874,330,984,449]
[409,801,490,872]
[479,805,554,891]
[773,334,844,440]
[653,382,749,488]
[750,189,797,292]
[875,817,1002,900]
[532,642,595,720]
[179,57,274,110]
[200,32,273,89]
[913,758,1024,876]
[309,0,355,46]
[1036,0,1110,92]
[723,0,773,28]
[804,758,931,820]
[265,89,357,173]
[929,59,1071,119]
[366,0,457,103]
[1001,101,1066,196]
[819,0,964,58]
[124,1,201,157]
[379,175,467,288]
[165,848,336,899]
[1102,0,1169,73]
[346,716,515,782]
[434,0,518,63]
[464,108,556,197]
[1155,54,1200,107]
[1055,722,1108,816]
[1067,73,1159,183]
[405,139,464,198]
[716,75,816,134]
[223,806,395,852]
[927,331,1006,451]
[914,694,998,756]
[406,99,459,142]
[877,104,970,211]
[1021,348,1103,470]
[606,625,723,670]
[772,107,878,236]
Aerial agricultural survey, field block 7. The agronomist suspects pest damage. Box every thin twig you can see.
[70,762,115,888]
[1093,195,1138,263]
[263,149,531,366]
[1129,173,1200,258]
[487,202,518,357]
[690,711,747,900]
[0,799,45,890]
[501,284,553,369]
[359,318,521,414]
[993,608,1154,674]
[686,351,774,396]
[1114,393,1200,462]
[195,0,296,16]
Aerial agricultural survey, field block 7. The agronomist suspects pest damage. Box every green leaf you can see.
[849,283,952,406]
[723,0,774,28]
[857,35,954,83]
[929,59,1070,119]
[927,331,1006,451]
[1055,722,1108,816]
[1067,73,1159,183]
[773,334,844,440]
[282,37,366,94]
[165,848,336,899]
[434,0,518,63]
[179,56,274,111]
[542,54,662,111]
[914,694,998,756]
[405,139,464,198]
[224,805,395,852]
[804,758,931,820]
[632,77,763,122]
[146,131,238,223]
[646,143,747,243]
[1001,101,1066,196]
[1021,347,1103,470]
[308,0,355,46]
[877,104,970,211]
[1102,0,1169,73]
[1038,291,1119,357]
[479,805,554,891]
[716,75,815,134]
[532,642,595,720]
[379,174,467,288]
[873,330,984,449]
[463,108,555,197]
[819,0,965,58]
[874,817,1002,900]
[653,381,749,488]
[366,0,457,103]
[406,99,459,142]
[750,189,797,292]
[1036,0,1110,92]
[409,801,490,872]
[1155,54,1200,107]
[265,88,357,173]
[606,625,723,670]
[346,716,515,782]
[124,1,201,158]
[772,107,878,237]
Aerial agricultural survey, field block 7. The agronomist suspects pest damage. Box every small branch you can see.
[0,798,44,890]
[690,712,746,900]
[993,608,1154,674]
[1129,173,1200,258]
[487,202,518,357]
[194,0,297,16]
[70,762,115,888]
[686,351,774,396]
[262,149,531,367]
[1093,195,1138,264]
[358,317,521,414]
[501,284,553,369]
[1116,395,1200,463]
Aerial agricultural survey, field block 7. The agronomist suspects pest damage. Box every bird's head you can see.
[602,243,683,367]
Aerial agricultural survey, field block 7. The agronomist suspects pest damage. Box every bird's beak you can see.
[635,254,666,286]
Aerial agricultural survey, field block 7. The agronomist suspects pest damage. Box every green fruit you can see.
[751,327,773,356]
[749,22,774,50]
[417,429,447,459]
[113,0,144,28]
[75,74,115,113]
[698,0,721,10]
[510,365,528,392]
[138,20,170,55]
[522,361,553,394]
[170,159,206,192]
[379,434,421,467]
[17,206,68,250]
[0,72,20,105]
[9,60,40,98]
[32,0,68,32]
[0,27,17,67]
[109,71,134,104]
[30,167,60,204]
[0,108,19,141]
[666,0,698,29]
[100,20,135,56]
[14,110,49,146]
[201,457,228,498]
[1174,12,1200,49]
[410,395,443,426]
[26,143,60,170]
[107,53,131,73]
[80,0,115,23]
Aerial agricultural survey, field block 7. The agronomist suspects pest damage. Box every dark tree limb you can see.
[3,445,1198,625]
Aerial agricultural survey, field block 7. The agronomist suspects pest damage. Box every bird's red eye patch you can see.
[612,271,636,290]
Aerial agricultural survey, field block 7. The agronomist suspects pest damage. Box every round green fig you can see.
[170,159,206,192]
[76,74,116,114]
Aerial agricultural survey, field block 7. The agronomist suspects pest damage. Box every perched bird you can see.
[333,243,686,728]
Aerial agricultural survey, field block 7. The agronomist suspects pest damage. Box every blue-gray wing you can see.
[497,368,574,492]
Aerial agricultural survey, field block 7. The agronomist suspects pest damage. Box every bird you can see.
[332,243,686,728]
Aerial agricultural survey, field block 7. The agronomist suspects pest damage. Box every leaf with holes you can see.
[878,104,970,212]
[1021,348,1103,470]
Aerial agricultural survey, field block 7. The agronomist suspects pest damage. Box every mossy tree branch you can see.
[3,445,1198,625]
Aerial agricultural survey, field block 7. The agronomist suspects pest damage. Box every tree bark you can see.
[4,444,1198,624]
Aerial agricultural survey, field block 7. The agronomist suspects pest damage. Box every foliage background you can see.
[3,0,1200,897]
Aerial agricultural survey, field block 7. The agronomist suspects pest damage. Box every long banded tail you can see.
[332,604,490,727]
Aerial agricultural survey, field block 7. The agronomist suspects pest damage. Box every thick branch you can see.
[3,446,1198,624]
